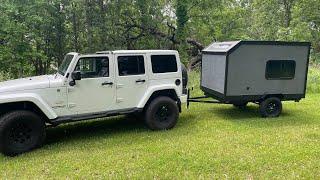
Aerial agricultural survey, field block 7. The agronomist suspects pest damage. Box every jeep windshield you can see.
[58,54,74,76]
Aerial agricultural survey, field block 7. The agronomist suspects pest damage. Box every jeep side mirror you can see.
[69,80,76,86]
[72,71,81,81]
[69,71,81,86]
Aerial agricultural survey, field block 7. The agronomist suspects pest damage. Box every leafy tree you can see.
[0,0,319,78]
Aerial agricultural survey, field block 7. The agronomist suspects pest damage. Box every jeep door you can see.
[115,54,148,109]
[67,55,116,114]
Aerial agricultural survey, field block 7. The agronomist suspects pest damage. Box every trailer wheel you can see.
[144,96,179,130]
[233,102,248,109]
[259,97,282,117]
[0,111,46,156]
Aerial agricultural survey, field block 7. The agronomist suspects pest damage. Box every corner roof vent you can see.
[96,51,112,54]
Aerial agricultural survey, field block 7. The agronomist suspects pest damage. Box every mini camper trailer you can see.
[188,41,311,117]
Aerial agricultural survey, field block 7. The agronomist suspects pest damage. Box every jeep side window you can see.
[118,55,145,76]
[75,57,109,78]
[151,55,177,73]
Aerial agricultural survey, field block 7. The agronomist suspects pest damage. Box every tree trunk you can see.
[85,0,94,52]
[98,0,108,50]
[72,3,80,52]
[282,0,294,28]
[176,0,189,41]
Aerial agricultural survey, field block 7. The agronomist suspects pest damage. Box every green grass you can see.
[307,65,320,93]
[1,71,320,179]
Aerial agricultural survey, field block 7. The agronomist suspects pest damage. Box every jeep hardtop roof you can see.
[68,50,178,57]
[111,50,177,54]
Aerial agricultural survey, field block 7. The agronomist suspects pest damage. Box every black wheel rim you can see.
[8,122,34,146]
[155,105,171,123]
[266,101,279,115]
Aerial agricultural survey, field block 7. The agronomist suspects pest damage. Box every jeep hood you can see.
[0,75,52,93]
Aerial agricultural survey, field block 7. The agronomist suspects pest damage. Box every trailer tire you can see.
[144,96,179,130]
[259,97,282,118]
[0,111,46,156]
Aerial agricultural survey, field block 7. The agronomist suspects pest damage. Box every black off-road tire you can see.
[0,111,46,156]
[144,96,179,130]
[259,97,282,118]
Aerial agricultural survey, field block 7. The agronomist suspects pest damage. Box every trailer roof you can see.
[202,40,311,55]
[203,41,240,53]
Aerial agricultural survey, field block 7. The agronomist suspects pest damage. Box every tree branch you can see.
[117,17,205,70]
[186,38,204,50]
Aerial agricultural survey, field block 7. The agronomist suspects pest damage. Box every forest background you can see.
[0,0,319,79]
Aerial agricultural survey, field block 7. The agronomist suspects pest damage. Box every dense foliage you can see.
[0,0,319,77]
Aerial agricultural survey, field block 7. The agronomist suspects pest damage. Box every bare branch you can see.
[186,38,204,50]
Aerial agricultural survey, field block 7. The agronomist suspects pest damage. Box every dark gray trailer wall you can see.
[226,44,309,96]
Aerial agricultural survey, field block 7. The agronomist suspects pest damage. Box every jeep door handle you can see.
[135,79,146,83]
[102,81,113,86]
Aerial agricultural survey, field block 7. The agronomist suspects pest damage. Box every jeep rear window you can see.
[151,55,177,73]
[118,56,145,76]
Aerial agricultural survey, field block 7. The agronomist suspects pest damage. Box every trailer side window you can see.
[151,55,178,73]
[266,60,296,79]
[118,55,145,76]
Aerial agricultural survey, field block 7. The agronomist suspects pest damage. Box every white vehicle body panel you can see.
[67,77,116,114]
[66,54,116,114]
[114,53,149,109]
[137,83,181,108]
[0,93,58,119]
[0,75,50,93]
[0,50,186,122]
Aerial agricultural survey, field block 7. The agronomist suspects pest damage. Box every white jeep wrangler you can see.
[0,50,188,156]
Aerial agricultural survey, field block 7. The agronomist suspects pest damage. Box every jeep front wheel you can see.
[145,96,179,130]
[0,111,46,156]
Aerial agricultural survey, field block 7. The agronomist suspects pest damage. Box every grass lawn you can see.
[0,71,320,179]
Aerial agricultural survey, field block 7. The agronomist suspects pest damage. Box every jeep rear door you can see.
[115,54,148,109]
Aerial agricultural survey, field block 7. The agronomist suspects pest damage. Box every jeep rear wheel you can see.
[0,111,46,156]
[145,96,179,130]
